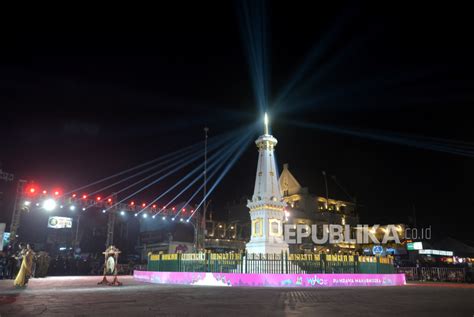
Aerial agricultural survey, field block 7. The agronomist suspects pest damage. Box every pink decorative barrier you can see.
[134,271,406,287]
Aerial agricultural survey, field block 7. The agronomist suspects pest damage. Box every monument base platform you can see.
[134,271,406,288]
[245,242,289,255]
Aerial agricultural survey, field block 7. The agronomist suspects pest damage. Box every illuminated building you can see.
[280,163,358,225]
[279,163,359,253]
[204,216,246,252]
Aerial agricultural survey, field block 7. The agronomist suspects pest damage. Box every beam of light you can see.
[64,127,239,197]
[82,144,204,211]
[286,119,474,157]
[237,0,269,115]
[84,146,203,211]
[275,32,374,116]
[103,147,209,212]
[64,140,202,196]
[151,139,238,217]
[137,133,244,216]
[81,128,246,211]
[273,7,357,112]
[87,145,200,196]
[278,66,452,115]
[187,130,255,220]
[171,130,253,219]
[85,124,248,198]
[105,129,249,212]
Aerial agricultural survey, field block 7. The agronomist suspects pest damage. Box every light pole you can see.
[199,127,209,250]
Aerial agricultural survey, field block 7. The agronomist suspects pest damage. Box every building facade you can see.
[279,163,359,253]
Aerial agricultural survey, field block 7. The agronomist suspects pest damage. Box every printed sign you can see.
[134,271,406,288]
[406,242,423,250]
[48,216,73,229]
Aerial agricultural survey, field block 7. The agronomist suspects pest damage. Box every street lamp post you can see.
[199,127,209,251]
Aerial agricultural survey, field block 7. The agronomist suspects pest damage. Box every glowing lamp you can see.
[42,198,57,211]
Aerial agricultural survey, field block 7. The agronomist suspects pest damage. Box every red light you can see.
[72,194,77,198]
[54,191,59,196]
[191,209,194,213]
[172,207,176,211]
[96,196,101,201]
[42,190,47,194]
[142,203,146,207]
[130,201,135,206]
[26,185,38,196]
[82,194,87,199]
[107,198,112,203]
[182,208,186,212]
[152,204,157,208]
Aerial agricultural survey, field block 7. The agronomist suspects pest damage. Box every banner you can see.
[134,271,406,288]
[48,216,73,229]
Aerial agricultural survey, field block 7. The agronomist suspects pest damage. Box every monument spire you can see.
[264,112,269,135]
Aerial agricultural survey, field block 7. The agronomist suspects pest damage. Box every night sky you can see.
[1,3,473,243]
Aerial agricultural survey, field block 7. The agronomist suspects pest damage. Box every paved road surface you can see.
[1,276,473,316]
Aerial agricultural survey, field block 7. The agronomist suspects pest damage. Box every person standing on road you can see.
[14,243,35,287]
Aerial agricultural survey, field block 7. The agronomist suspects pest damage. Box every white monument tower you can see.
[246,113,289,254]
